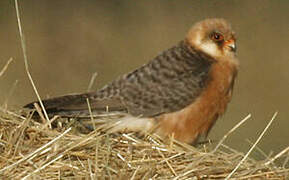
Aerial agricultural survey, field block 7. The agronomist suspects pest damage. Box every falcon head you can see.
[186,18,237,61]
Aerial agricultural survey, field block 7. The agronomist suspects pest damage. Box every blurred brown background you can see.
[0,0,288,160]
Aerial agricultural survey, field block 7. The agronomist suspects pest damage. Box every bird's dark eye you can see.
[211,32,224,42]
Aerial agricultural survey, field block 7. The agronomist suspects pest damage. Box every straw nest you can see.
[0,108,288,180]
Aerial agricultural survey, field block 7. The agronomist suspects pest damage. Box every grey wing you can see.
[117,41,213,117]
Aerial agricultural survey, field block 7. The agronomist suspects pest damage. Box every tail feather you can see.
[24,92,127,118]
[24,93,91,109]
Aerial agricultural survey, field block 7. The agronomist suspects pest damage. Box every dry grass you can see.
[0,108,288,179]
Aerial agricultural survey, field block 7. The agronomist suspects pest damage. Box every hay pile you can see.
[0,108,288,179]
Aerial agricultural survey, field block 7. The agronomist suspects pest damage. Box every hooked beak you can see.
[224,39,237,52]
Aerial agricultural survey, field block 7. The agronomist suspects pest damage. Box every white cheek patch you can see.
[199,42,221,58]
[192,33,221,58]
